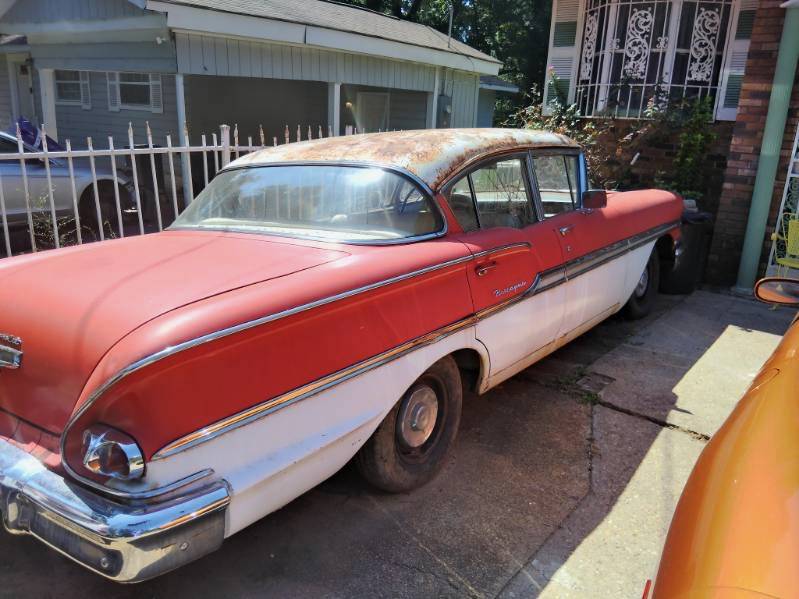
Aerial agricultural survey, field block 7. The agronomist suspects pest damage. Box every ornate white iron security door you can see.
[574,0,735,118]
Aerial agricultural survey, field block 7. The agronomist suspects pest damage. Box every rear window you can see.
[172,165,443,243]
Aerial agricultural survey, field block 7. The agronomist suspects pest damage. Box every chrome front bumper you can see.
[0,439,229,582]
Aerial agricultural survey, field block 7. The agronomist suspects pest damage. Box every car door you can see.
[445,154,565,381]
[529,151,625,339]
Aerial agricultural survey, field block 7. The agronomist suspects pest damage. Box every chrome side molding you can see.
[79,220,681,466]
[0,334,22,369]
[152,220,679,459]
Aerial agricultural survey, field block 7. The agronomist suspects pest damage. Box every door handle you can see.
[558,224,574,237]
[475,261,498,277]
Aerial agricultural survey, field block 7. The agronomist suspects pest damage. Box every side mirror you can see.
[582,189,607,210]
[754,277,799,307]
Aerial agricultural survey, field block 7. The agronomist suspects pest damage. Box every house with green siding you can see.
[0,0,501,149]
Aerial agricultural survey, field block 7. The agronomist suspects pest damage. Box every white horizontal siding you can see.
[447,70,479,128]
[31,42,177,74]
[175,32,437,92]
[51,71,179,148]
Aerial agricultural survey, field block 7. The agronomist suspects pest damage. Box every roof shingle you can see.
[155,0,500,65]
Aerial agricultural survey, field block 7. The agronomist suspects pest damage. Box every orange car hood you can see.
[0,230,348,433]
[654,321,799,598]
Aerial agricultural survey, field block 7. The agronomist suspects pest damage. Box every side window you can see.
[447,157,535,231]
[471,158,535,229]
[532,154,580,218]
[448,176,479,232]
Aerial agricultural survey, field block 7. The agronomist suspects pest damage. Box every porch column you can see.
[175,73,192,202]
[328,82,341,136]
[735,4,799,291]
[38,68,58,141]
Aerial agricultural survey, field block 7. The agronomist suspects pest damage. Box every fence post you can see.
[220,124,231,167]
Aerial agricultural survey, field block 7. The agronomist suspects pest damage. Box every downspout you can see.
[735,3,799,291]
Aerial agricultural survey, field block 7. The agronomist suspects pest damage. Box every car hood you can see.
[0,231,349,433]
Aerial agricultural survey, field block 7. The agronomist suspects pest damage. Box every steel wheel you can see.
[356,356,462,493]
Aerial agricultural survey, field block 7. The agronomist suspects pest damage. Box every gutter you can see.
[735,4,799,291]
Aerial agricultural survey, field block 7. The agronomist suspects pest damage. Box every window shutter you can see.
[149,73,163,114]
[79,71,91,110]
[107,72,120,112]
[716,0,757,121]
[543,0,584,114]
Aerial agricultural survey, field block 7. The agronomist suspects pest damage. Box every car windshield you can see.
[171,165,444,243]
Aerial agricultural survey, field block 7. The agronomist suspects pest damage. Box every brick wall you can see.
[706,0,799,286]
[589,120,734,215]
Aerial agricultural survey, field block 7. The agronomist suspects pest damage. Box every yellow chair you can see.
[772,213,799,276]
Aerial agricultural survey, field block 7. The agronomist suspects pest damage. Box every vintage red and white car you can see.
[0,129,682,582]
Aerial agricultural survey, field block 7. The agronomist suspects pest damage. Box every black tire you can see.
[623,247,660,320]
[78,184,120,241]
[356,356,462,493]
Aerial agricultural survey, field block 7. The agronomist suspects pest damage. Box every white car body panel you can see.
[139,242,653,536]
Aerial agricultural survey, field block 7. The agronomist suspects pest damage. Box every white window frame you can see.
[107,72,163,114]
[54,70,91,110]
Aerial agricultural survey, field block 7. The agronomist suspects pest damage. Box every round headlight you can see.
[82,425,145,480]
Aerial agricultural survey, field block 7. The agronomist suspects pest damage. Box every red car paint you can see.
[0,134,681,484]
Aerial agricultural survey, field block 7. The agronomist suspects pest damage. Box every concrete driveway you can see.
[1,291,793,598]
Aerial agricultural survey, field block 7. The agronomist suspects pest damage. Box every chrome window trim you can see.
[435,144,581,192]
[167,161,448,247]
[528,150,583,215]
[441,151,541,229]
[63,220,678,491]
[150,221,677,461]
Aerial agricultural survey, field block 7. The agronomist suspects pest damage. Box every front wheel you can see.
[622,247,660,320]
[356,356,462,493]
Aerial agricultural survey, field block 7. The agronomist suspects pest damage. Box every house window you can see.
[55,70,90,109]
[119,73,152,108]
[107,72,163,114]
[544,0,757,120]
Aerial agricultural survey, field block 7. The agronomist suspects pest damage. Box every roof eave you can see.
[480,83,519,93]
[146,0,501,75]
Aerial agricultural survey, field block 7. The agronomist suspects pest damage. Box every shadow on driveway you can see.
[0,292,792,598]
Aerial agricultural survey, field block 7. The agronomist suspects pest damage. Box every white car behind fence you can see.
[0,122,332,257]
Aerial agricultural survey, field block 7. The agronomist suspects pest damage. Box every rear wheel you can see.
[77,183,122,241]
[356,356,462,493]
[623,247,660,320]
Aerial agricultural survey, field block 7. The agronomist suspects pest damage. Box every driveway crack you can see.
[594,398,710,441]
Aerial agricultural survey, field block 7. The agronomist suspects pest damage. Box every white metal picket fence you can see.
[0,121,355,259]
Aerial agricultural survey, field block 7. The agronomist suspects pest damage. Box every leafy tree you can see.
[339,0,551,117]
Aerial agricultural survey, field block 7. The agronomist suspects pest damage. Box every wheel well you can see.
[655,235,675,267]
[451,348,484,394]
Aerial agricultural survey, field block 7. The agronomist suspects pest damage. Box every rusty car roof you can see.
[233,128,579,190]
